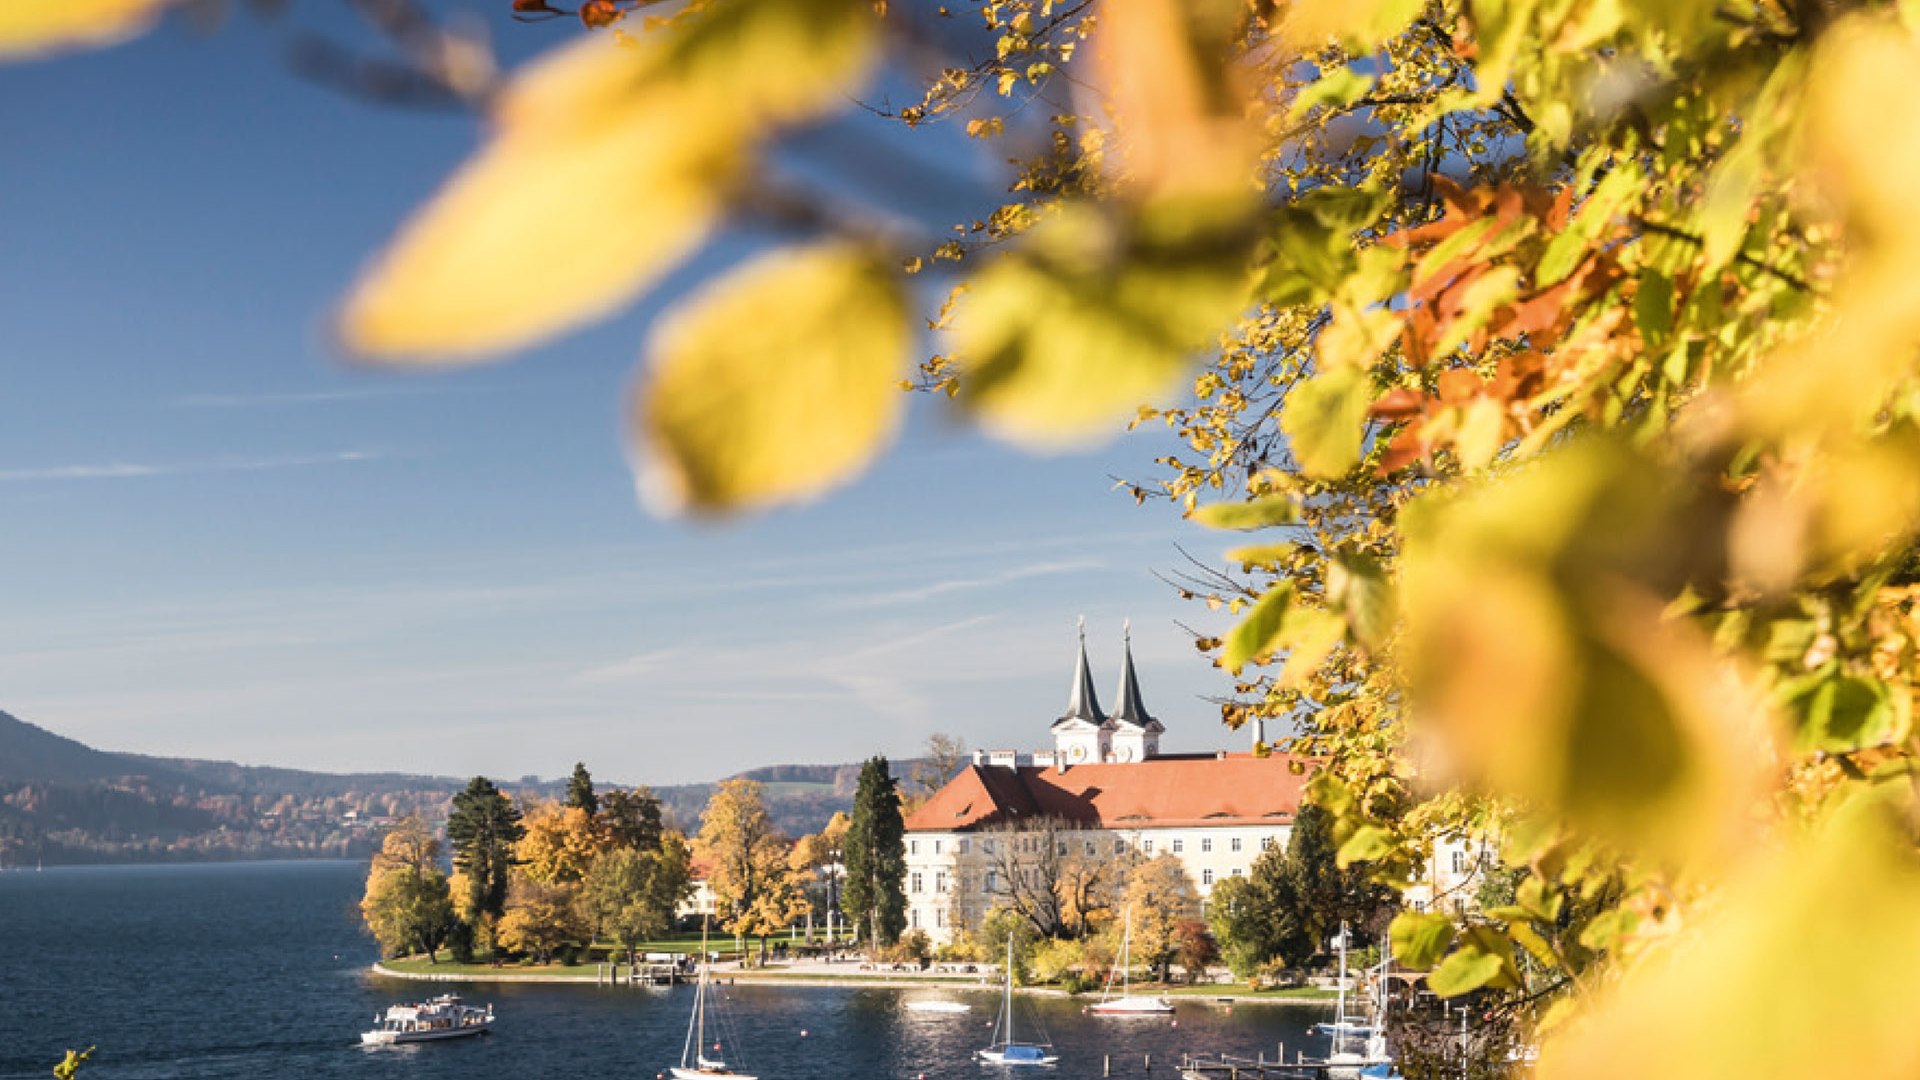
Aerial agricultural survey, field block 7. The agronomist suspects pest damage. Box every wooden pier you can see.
[593,962,688,987]
[1177,1051,1368,1079]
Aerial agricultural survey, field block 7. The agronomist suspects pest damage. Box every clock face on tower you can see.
[1069,744,1087,762]
[1116,745,1135,763]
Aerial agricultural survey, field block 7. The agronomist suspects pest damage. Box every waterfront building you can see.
[901,622,1484,943]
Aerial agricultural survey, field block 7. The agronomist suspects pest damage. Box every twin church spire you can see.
[1052,617,1162,763]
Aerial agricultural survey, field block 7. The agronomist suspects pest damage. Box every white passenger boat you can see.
[360,994,494,1045]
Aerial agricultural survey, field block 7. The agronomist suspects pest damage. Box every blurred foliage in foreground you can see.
[15,0,1920,1075]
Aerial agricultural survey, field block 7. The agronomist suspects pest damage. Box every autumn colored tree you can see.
[694,779,788,943]
[1115,854,1198,983]
[790,810,850,938]
[515,800,605,886]
[1172,920,1218,985]
[978,816,1117,940]
[839,756,906,948]
[495,877,589,964]
[360,816,456,961]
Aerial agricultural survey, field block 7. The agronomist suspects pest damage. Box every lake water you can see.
[0,862,1327,1079]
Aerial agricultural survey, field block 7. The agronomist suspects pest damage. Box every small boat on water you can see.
[1088,908,1173,1016]
[906,1000,973,1014]
[977,938,1058,1067]
[360,994,493,1045]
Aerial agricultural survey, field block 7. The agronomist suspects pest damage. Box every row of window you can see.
[906,833,1280,858]
[909,864,1248,895]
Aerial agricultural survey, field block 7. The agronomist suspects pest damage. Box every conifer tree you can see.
[565,762,598,817]
[446,776,524,924]
[840,756,906,949]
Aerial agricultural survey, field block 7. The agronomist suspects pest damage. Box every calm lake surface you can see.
[0,862,1328,1079]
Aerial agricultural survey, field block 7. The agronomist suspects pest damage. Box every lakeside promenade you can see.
[369,957,1337,1005]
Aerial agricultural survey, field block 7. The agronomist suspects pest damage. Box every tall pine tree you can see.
[446,776,524,923]
[565,762,598,817]
[841,756,906,948]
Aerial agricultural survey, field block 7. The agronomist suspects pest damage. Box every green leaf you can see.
[1276,606,1347,689]
[1222,582,1293,673]
[1281,367,1373,478]
[1329,551,1392,649]
[1291,66,1374,118]
[1634,270,1674,347]
[1427,945,1508,997]
[1224,542,1298,570]
[1336,825,1394,867]
[1389,911,1457,969]
[1786,671,1909,753]
[637,243,907,515]
[1192,496,1299,530]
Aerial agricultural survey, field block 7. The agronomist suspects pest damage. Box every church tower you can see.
[1049,618,1112,765]
[1107,621,1164,762]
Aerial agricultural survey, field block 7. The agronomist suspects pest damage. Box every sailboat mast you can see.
[1335,920,1348,1025]
[1004,935,1016,1046]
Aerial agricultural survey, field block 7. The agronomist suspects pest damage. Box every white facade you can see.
[902,818,1294,943]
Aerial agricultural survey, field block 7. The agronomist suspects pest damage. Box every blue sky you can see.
[0,4,1245,784]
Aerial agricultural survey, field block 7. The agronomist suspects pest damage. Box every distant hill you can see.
[0,710,919,865]
[0,710,195,787]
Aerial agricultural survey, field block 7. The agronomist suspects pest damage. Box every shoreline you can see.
[367,963,1335,1006]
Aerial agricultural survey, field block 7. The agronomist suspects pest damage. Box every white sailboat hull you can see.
[1089,995,1174,1015]
[670,1068,757,1079]
[977,1047,1059,1066]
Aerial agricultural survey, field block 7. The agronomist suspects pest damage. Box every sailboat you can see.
[976,938,1058,1067]
[1089,908,1173,1015]
[672,926,756,1080]
[1309,923,1377,1079]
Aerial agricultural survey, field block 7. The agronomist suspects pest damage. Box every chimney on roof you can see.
[1251,714,1266,751]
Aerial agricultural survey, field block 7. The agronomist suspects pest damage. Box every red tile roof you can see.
[903,753,1312,832]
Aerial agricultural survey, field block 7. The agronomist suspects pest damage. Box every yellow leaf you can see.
[1281,0,1423,51]
[0,0,167,59]
[635,243,907,515]
[1540,795,1920,1080]
[1399,441,1777,865]
[956,202,1252,447]
[1089,0,1259,203]
[339,0,877,361]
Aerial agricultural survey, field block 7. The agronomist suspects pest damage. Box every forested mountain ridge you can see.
[0,710,886,865]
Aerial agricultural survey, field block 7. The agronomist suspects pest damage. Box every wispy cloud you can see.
[172,384,494,409]
[0,450,383,483]
[834,558,1108,609]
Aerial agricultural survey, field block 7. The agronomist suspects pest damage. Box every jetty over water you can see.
[1178,1051,1371,1079]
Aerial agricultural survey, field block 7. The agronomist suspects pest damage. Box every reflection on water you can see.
[0,863,1328,1079]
